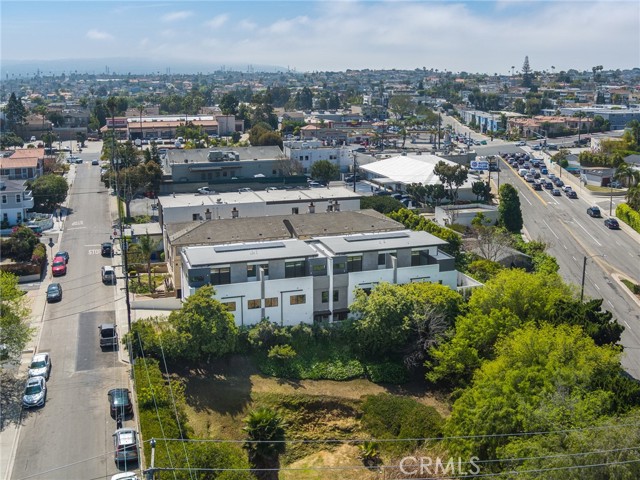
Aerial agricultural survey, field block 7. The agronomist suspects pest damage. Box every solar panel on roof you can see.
[214,241,286,253]
[344,231,409,242]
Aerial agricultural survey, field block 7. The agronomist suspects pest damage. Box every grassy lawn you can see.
[181,355,450,480]
[584,184,626,193]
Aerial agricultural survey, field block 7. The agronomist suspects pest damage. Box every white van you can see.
[102,266,116,285]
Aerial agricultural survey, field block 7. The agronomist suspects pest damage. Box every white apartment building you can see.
[283,140,355,173]
[180,228,464,326]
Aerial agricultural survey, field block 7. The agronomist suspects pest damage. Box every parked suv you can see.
[587,206,602,218]
[113,428,139,465]
[99,324,118,350]
[102,266,117,285]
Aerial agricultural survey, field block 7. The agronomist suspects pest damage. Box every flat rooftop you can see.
[167,209,402,246]
[159,186,362,209]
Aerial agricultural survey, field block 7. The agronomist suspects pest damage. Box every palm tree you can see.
[627,119,640,148]
[243,407,287,480]
[138,233,159,293]
[626,185,640,210]
[615,162,640,188]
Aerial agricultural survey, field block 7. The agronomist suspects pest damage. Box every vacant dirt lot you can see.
[180,355,450,479]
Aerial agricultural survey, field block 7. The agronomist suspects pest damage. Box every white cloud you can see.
[238,19,257,31]
[205,14,228,29]
[86,29,113,41]
[162,11,193,22]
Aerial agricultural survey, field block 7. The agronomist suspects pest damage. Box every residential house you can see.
[177,210,478,325]
[0,178,34,227]
[0,148,45,180]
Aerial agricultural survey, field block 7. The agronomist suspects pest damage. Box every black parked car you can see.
[101,242,113,257]
[587,206,602,218]
[46,283,62,303]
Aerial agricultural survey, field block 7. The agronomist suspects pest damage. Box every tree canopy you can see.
[29,174,69,211]
[310,160,339,183]
[445,323,626,462]
[167,285,238,362]
[0,272,33,365]
[498,183,523,233]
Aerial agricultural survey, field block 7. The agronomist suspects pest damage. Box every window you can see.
[200,173,206,180]
[2,213,7,223]
[210,267,230,285]
[312,264,325,273]
[188,273,206,284]
[1,195,6,204]
[291,207,299,215]
[223,171,228,177]
[192,213,199,221]
[247,264,269,279]
[222,301,236,312]
[321,291,339,303]
[290,294,306,305]
[334,261,346,271]
[285,260,306,278]
[411,250,427,266]
[347,255,362,272]
[272,170,277,175]
[15,194,21,203]
[265,297,278,308]
[16,212,22,223]
[378,253,386,266]
[248,299,261,309]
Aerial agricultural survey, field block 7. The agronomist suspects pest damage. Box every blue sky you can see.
[1,1,638,74]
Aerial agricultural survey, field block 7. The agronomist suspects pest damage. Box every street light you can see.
[580,254,606,302]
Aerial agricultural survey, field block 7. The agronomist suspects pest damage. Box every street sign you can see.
[48,238,55,248]
[470,160,489,170]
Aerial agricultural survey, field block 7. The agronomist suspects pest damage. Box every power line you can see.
[143,419,640,444]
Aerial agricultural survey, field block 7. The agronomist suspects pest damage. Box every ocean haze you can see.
[1,58,287,77]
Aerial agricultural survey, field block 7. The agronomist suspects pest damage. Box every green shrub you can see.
[267,344,297,360]
[360,394,443,453]
[364,361,409,384]
[622,279,640,295]
[247,319,291,351]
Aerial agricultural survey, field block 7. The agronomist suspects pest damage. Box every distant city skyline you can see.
[1,1,639,76]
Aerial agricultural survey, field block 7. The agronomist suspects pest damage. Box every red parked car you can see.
[52,256,67,276]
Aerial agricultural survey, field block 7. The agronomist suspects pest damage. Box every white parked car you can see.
[515,141,526,146]
[197,187,216,195]
[28,352,52,380]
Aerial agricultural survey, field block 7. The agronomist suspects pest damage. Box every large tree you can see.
[445,323,626,462]
[2,93,27,133]
[0,272,34,365]
[219,93,239,115]
[310,159,339,183]
[167,285,238,362]
[29,174,69,211]
[243,407,287,480]
[433,161,468,204]
[498,183,523,233]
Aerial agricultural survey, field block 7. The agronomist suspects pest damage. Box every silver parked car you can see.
[22,376,47,408]
[28,352,52,380]
[113,428,139,465]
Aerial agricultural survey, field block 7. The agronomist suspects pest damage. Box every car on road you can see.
[533,145,542,151]
[551,188,561,196]
[344,175,361,183]
[515,141,526,146]
[113,428,139,465]
[554,179,564,187]
[28,353,52,380]
[54,251,69,263]
[108,388,133,418]
[308,181,324,188]
[540,167,548,175]
[604,218,620,229]
[22,376,47,408]
[46,283,62,302]
[532,181,542,191]
[102,265,117,285]
[101,242,113,257]
[238,187,253,193]
[99,323,119,350]
[525,174,535,183]
[544,180,554,189]
[52,256,67,276]
[91,159,99,165]
[566,190,578,199]
[587,206,602,217]
[548,173,556,181]
[197,187,216,195]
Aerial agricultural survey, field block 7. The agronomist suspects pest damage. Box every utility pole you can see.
[352,154,357,193]
[144,438,156,480]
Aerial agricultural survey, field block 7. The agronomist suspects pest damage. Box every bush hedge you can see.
[360,394,443,453]
[617,203,640,233]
